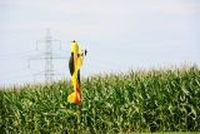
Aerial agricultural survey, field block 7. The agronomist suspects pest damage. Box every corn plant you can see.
[1,66,200,133]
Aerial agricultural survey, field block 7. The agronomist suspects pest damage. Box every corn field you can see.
[1,66,200,133]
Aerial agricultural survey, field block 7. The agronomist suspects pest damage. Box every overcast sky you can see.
[0,0,200,86]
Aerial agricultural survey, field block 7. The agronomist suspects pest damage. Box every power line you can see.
[0,49,39,58]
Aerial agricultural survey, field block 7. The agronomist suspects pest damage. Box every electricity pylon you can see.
[28,29,66,83]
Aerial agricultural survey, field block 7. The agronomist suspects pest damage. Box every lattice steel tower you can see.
[28,29,65,83]
[44,29,54,82]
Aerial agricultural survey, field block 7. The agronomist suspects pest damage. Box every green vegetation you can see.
[1,66,200,133]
